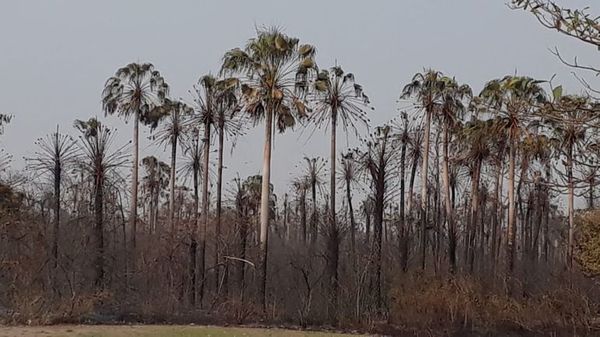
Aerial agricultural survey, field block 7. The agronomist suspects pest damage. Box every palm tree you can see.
[191,74,219,305]
[153,100,193,236]
[221,27,316,310]
[358,125,395,310]
[141,156,170,234]
[401,69,446,270]
[479,76,546,273]
[340,151,360,258]
[102,62,169,250]
[457,119,493,272]
[74,118,128,287]
[309,66,370,316]
[292,176,310,244]
[542,94,594,268]
[181,127,203,306]
[302,156,325,245]
[26,127,77,286]
[213,78,242,293]
[436,76,472,272]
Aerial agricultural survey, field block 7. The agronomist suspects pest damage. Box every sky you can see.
[0,0,598,206]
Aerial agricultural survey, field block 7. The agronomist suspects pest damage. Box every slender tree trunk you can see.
[507,136,517,274]
[327,114,339,320]
[311,179,317,246]
[94,172,105,288]
[215,123,225,295]
[346,179,356,261]
[491,161,502,272]
[199,121,211,306]
[131,111,139,250]
[189,156,199,307]
[468,159,481,273]
[441,124,455,273]
[53,141,61,280]
[300,192,307,244]
[258,108,273,313]
[420,111,432,270]
[169,134,177,236]
[399,135,408,272]
[567,146,574,269]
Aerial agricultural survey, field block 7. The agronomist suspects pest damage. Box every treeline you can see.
[1,1,600,335]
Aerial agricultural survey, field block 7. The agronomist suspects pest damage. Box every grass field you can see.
[0,325,365,337]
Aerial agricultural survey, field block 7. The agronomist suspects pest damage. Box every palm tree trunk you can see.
[491,161,502,272]
[399,134,408,273]
[567,146,574,269]
[131,111,139,250]
[346,179,356,261]
[468,159,482,273]
[94,172,105,288]
[169,135,177,236]
[189,163,199,307]
[258,107,273,313]
[327,114,339,320]
[199,121,211,306]
[53,143,61,280]
[420,111,432,270]
[441,123,455,273]
[215,123,225,295]
[507,137,516,274]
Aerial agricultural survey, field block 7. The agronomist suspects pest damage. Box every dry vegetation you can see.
[3,1,600,337]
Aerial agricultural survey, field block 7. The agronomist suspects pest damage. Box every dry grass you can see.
[0,325,364,337]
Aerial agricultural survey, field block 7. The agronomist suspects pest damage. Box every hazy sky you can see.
[0,0,598,205]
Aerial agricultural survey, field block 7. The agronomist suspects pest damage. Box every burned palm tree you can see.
[153,99,193,235]
[74,118,129,288]
[301,156,326,245]
[356,125,397,310]
[141,156,170,234]
[26,127,77,285]
[180,127,204,307]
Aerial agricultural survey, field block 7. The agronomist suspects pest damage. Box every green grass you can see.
[0,325,363,337]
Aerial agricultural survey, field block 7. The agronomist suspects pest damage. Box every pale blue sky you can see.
[0,0,598,203]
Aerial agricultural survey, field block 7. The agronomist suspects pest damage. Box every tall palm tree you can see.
[154,100,193,235]
[191,74,219,305]
[479,76,546,273]
[436,76,472,272]
[542,94,594,268]
[221,27,317,310]
[181,127,203,306]
[74,118,128,288]
[309,66,370,316]
[401,69,446,270]
[102,63,169,249]
[358,125,395,310]
[213,78,242,292]
[26,127,77,286]
[457,119,493,272]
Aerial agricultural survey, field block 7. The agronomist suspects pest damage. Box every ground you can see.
[0,325,364,337]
